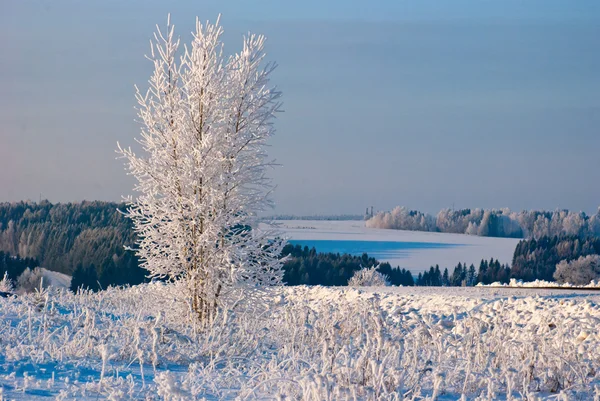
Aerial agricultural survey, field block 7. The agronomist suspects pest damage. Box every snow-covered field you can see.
[0,283,599,400]
[269,220,521,273]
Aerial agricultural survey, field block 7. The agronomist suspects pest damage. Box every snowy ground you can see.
[267,220,521,273]
[0,283,598,400]
[40,268,71,289]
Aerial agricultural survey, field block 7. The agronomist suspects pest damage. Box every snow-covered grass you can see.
[0,284,599,400]
[268,220,520,273]
[478,278,600,289]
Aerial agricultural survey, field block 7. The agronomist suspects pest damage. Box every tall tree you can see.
[117,16,285,323]
[467,264,476,286]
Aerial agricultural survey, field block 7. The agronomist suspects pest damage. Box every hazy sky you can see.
[1,1,599,215]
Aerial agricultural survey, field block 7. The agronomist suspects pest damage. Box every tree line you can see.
[0,201,147,289]
[1,201,600,289]
[416,259,510,287]
[367,206,600,239]
[0,251,39,284]
[281,244,414,286]
[510,236,600,282]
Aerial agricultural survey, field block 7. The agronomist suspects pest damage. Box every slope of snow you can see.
[0,283,598,400]
[266,219,521,272]
[40,268,71,289]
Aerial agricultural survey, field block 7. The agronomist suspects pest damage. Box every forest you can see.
[281,243,415,286]
[510,236,600,282]
[0,201,146,289]
[0,201,599,290]
[367,205,600,239]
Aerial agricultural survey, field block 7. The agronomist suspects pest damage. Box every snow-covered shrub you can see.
[554,254,600,285]
[0,271,14,293]
[348,266,391,287]
[16,267,48,293]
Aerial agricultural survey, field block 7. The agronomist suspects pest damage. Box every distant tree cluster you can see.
[281,244,414,286]
[0,201,148,289]
[3,201,600,289]
[511,236,600,282]
[416,259,510,287]
[367,206,600,239]
[376,263,415,286]
[477,259,511,284]
[417,265,445,286]
[0,251,39,284]
[554,255,600,285]
[70,251,144,292]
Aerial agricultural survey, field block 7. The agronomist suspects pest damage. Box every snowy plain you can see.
[0,283,599,400]
[268,220,521,273]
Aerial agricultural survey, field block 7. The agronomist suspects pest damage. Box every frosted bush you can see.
[554,254,600,285]
[348,266,391,287]
[16,267,47,293]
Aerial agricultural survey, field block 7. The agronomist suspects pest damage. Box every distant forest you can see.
[0,201,599,290]
[367,205,600,239]
[282,244,414,286]
[511,236,600,282]
[0,201,147,288]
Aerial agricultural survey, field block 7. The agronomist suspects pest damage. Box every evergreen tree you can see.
[70,263,100,292]
[467,264,476,286]
[70,263,86,292]
[434,265,442,286]
[451,263,464,286]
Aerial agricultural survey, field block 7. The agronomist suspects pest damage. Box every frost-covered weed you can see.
[0,271,14,292]
[0,284,598,399]
[16,267,48,293]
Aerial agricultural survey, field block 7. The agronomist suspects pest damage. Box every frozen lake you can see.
[267,220,521,273]
[288,239,459,263]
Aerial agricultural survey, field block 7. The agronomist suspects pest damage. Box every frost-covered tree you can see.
[532,215,551,240]
[366,206,436,232]
[368,205,597,240]
[16,267,48,294]
[553,255,600,285]
[589,208,600,236]
[348,266,391,287]
[118,16,285,322]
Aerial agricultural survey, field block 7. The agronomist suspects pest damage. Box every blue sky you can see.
[1,1,599,215]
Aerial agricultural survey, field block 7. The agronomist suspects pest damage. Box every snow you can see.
[0,283,598,400]
[40,268,71,289]
[268,219,521,273]
[478,278,600,288]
